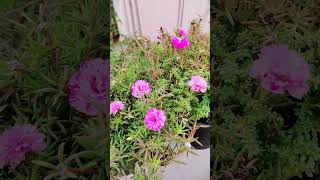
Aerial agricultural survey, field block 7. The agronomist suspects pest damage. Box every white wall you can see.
[112,0,210,41]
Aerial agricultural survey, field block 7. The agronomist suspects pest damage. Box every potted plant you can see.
[110,19,210,179]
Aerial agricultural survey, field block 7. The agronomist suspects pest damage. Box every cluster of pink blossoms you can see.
[110,27,205,131]
[250,44,311,99]
[0,124,46,170]
[111,74,207,131]
[171,27,189,50]
[108,23,208,129]
[110,80,152,116]
[111,80,166,131]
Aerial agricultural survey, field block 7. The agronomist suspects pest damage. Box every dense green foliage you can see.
[110,20,210,179]
[212,0,320,179]
[0,1,108,179]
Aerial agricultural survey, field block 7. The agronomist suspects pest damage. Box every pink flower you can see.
[110,101,125,115]
[0,124,46,170]
[178,27,187,37]
[171,37,189,50]
[68,59,108,116]
[250,44,311,99]
[131,80,151,98]
[144,108,166,131]
[188,75,207,93]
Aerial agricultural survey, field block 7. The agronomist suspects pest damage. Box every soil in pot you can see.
[191,118,210,149]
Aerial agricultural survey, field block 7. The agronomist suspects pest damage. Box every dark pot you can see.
[191,119,210,149]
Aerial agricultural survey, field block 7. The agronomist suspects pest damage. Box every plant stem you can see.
[253,85,261,99]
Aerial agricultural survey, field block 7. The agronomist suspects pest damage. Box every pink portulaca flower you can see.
[0,124,46,170]
[110,101,125,115]
[68,59,108,116]
[144,108,166,131]
[178,27,187,37]
[131,80,151,98]
[250,44,311,99]
[171,37,189,50]
[188,75,207,93]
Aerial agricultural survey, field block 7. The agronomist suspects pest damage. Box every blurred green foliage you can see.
[212,0,320,179]
[0,0,108,179]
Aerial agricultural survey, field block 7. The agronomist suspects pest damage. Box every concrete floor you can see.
[159,148,210,180]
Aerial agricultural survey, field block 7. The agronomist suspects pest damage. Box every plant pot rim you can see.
[191,123,210,149]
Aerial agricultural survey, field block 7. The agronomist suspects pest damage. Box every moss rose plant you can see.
[110,19,210,178]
